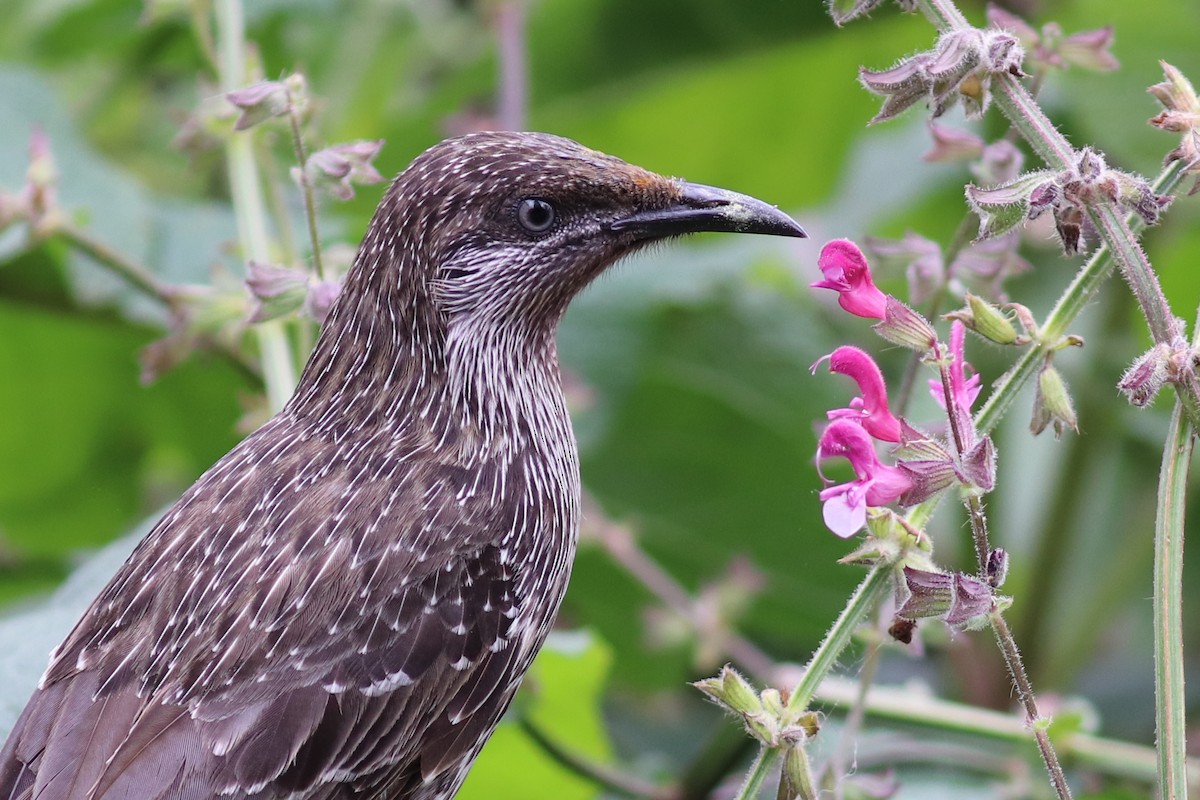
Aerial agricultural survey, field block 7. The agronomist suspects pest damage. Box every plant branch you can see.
[214,0,297,412]
[583,495,777,681]
[287,101,326,281]
[516,716,676,800]
[733,747,780,800]
[1153,399,1193,800]
[973,160,1188,436]
[52,223,262,384]
[815,676,1200,787]
[990,608,1072,799]
[54,223,178,307]
[785,562,891,714]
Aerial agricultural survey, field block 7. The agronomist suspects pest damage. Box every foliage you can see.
[1,0,1199,797]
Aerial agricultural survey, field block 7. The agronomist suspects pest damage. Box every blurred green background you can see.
[1,0,1199,796]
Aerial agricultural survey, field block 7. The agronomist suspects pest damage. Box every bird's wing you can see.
[0,415,557,799]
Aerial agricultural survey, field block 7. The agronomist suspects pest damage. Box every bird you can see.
[0,131,805,800]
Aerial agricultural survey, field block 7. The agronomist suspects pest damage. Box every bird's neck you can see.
[286,285,572,464]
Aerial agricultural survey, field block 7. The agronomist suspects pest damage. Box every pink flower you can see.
[815,346,903,443]
[817,419,914,538]
[929,321,981,420]
[812,239,889,319]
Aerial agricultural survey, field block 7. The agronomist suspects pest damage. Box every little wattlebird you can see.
[0,131,804,800]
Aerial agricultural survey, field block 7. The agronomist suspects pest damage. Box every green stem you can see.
[973,161,1188,437]
[733,747,780,800]
[1154,400,1192,800]
[516,716,674,800]
[815,676,1200,787]
[53,223,262,384]
[786,563,891,714]
[287,103,326,281]
[55,223,176,306]
[990,608,1072,800]
[214,0,297,412]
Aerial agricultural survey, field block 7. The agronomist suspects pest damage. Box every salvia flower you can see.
[300,139,386,201]
[986,4,1118,73]
[1149,62,1200,196]
[815,346,903,443]
[929,322,982,430]
[1118,343,1173,407]
[812,238,889,319]
[967,148,1171,255]
[860,27,1024,122]
[895,567,1000,630]
[866,232,944,306]
[19,128,61,236]
[813,239,938,351]
[245,261,308,323]
[923,121,985,163]
[226,79,293,131]
[817,419,914,538]
[246,261,344,325]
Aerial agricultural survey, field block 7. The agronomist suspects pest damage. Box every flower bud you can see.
[873,297,938,352]
[1031,363,1078,438]
[302,140,386,201]
[226,80,292,131]
[947,293,1020,345]
[693,664,763,718]
[245,261,307,322]
[896,567,996,630]
[987,548,1009,588]
[1118,343,1172,407]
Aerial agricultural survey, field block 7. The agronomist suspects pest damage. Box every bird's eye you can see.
[516,197,556,234]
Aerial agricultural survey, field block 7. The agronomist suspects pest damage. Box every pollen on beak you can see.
[608,181,807,240]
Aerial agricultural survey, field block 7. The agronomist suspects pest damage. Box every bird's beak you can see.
[608,181,806,240]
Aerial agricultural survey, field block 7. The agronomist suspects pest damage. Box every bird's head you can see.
[295,132,804,423]
[344,131,805,338]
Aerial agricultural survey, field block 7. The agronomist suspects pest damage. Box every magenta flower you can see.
[929,321,981,422]
[812,239,889,319]
[815,346,903,443]
[817,419,914,538]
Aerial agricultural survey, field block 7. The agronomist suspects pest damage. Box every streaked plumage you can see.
[0,131,804,800]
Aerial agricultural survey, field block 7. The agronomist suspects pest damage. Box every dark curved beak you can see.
[609,181,806,240]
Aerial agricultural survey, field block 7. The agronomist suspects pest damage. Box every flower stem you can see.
[214,0,297,412]
[516,715,674,800]
[815,675,1200,786]
[974,161,1188,436]
[54,222,177,307]
[989,609,1073,799]
[287,101,326,281]
[786,562,891,714]
[733,747,780,800]
[1154,399,1193,800]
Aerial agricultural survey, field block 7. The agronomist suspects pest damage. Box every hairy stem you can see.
[733,747,780,800]
[53,223,262,383]
[785,563,891,715]
[214,0,297,412]
[815,675,1200,786]
[990,609,1072,799]
[54,223,177,306]
[1154,399,1193,799]
[287,101,326,281]
[974,161,1188,436]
